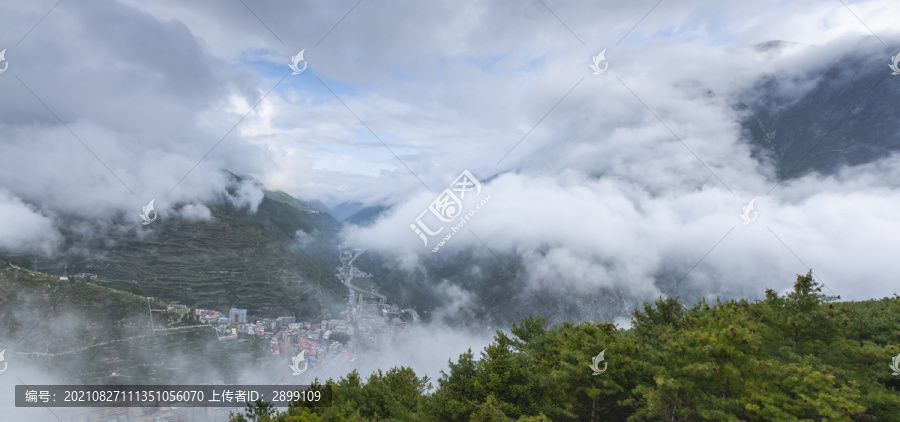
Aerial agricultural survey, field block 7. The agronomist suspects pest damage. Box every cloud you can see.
[2,0,898,303]
[3,0,900,387]
[227,179,265,213]
[302,322,494,385]
[176,203,213,222]
[331,18,900,309]
[0,190,62,256]
[0,0,275,252]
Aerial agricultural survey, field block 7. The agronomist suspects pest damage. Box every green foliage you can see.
[231,272,900,421]
[632,295,685,332]
[758,270,846,352]
[0,260,270,383]
[469,395,512,421]
[23,190,344,319]
[230,399,277,422]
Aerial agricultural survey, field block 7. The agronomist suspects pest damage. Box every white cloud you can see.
[176,203,213,222]
[1,0,898,316]
[0,190,62,256]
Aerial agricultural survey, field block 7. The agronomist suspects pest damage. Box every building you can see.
[259,319,276,331]
[275,316,296,327]
[229,308,247,324]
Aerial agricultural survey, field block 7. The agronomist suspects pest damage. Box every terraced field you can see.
[3,190,346,321]
[0,260,271,384]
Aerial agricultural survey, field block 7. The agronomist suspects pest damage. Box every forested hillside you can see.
[230,271,900,421]
[8,188,345,319]
[0,260,268,384]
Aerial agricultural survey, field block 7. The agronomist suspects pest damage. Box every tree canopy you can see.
[231,271,900,421]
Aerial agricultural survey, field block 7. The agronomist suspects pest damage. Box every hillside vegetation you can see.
[14,189,345,319]
[0,260,267,383]
[230,271,900,421]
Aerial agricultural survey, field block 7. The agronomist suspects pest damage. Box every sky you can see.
[1,0,900,310]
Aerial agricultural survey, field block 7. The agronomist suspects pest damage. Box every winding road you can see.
[341,249,421,323]
[342,250,386,301]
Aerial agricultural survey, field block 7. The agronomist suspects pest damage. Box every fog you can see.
[2,1,900,417]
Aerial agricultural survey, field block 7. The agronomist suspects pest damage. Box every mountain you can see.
[300,198,332,215]
[343,205,391,227]
[0,260,268,384]
[0,185,350,386]
[348,45,900,326]
[9,188,345,320]
[738,42,900,179]
[105,189,344,318]
[329,201,366,221]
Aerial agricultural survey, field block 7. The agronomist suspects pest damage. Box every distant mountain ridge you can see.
[344,204,391,227]
[739,41,900,179]
[329,201,366,221]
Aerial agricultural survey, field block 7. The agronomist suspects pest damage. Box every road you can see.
[341,249,419,322]
[342,250,386,301]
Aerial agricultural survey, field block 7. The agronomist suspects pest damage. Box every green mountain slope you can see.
[105,190,342,318]
[0,260,267,384]
[0,187,345,384]
[343,204,391,227]
[25,189,344,320]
